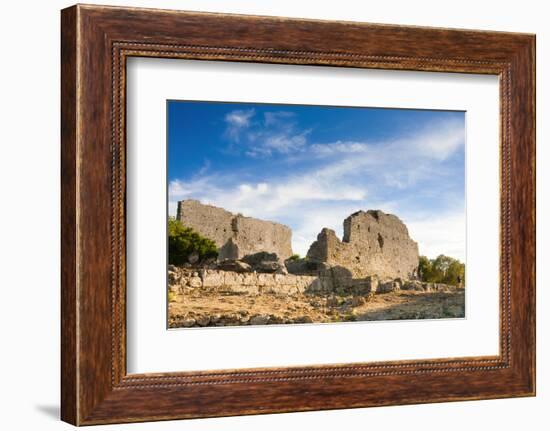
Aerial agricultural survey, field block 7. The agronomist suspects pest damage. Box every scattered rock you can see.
[196,315,211,326]
[181,317,196,328]
[250,314,271,325]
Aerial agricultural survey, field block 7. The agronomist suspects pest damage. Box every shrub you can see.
[168,218,218,265]
[287,254,301,261]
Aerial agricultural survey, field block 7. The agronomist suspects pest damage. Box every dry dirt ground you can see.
[168,289,465,328]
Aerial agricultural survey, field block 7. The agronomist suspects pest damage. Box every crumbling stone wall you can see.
[168,267,457,298]
[307,210,419,279]
[176,200,293,261]
[169,267,318,296]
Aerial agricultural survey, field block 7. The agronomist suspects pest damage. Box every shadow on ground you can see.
[355,291,465,321]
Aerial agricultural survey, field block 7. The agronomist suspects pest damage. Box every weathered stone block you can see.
[223,272,243,286]
[201,271,224,287]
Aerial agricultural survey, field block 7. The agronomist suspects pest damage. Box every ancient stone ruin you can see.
[306,210,419,280]
[170,202,464,328]
[176,200,293,261]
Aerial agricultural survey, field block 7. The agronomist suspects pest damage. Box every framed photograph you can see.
[61,4,535,425]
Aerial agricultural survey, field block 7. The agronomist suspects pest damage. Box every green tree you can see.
[418,254,465,286]
[443,259,465,285]
[418,255,433,281]
[168,218,218,265]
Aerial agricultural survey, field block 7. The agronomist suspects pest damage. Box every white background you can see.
[0,0,547,430]
[127,59,499,373]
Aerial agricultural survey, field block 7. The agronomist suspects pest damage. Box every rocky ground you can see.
[168,288,465,328]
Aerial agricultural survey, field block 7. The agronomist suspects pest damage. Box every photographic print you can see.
[167,101,466,329]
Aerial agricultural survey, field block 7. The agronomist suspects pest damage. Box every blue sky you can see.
[168,100,465,261]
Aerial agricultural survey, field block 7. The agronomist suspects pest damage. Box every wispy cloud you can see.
[306,118,464,190]
[245,130,310,157]
[224,109,311,157]
[224,108,255,141]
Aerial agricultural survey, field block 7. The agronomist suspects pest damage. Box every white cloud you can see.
[405,210,466,261]
[224,108,255,141]
[169,170,367,219]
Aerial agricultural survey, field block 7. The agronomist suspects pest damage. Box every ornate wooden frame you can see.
[61,4,535,425]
